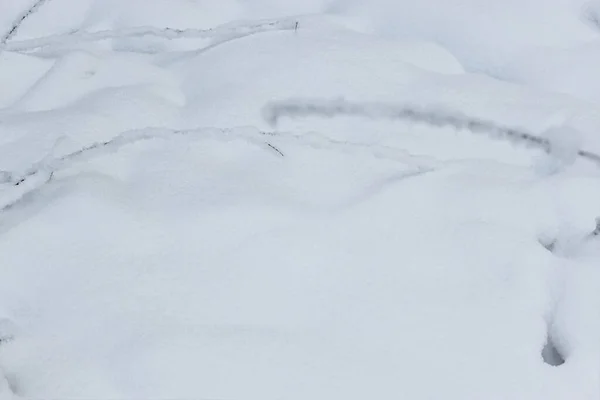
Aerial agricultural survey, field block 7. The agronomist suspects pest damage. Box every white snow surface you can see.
[1,1,600,399]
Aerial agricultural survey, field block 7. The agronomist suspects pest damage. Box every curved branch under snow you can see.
[263,98,600,167]
[0,125,435,212]
[0,0,50,46]
[2,18,297,52]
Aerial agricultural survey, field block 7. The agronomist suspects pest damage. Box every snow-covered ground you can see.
[1,0,600,399]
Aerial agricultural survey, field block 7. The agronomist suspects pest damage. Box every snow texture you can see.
[1,1,600,400]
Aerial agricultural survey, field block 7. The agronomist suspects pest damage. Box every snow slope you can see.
[1,1,600,399]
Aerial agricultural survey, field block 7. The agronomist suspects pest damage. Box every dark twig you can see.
[266,143,285,157]
[1,0,50,46]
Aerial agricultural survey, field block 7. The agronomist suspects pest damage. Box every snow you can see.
[332,0,598,72]
[1,0,600,399]
[498,43,600,105]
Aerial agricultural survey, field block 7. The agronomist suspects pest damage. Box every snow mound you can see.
[499,43,600,104]
[175,21,463,127]
[16,50,184,111]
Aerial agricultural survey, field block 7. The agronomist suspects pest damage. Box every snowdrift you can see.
[1,1,600,399]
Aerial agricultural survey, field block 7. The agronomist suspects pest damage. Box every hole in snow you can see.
[537,231,558,253]
[539,238,555,253]
[542,334,565,366]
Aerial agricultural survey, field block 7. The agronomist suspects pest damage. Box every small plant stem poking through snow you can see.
[266,143,285,156]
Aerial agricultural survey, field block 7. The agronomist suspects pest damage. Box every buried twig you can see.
[3,17,297,53]
[3,128,284,186]
[0,127,286,212]
[0,124,439,214]
[264,99,600,253]
[263,98,600,169]
[1,0,51,47]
